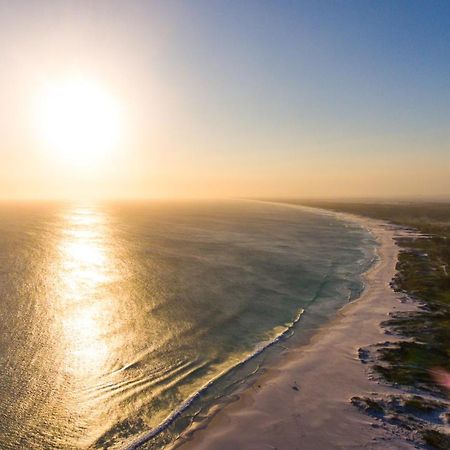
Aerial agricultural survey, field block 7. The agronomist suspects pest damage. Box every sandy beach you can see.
[172,211,417,450]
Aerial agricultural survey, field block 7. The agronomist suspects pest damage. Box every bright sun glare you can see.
[36,77,122,167]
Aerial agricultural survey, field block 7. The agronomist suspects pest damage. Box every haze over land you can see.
[0,0,449,199]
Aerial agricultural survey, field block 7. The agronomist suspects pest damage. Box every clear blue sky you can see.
[0,1,449,198]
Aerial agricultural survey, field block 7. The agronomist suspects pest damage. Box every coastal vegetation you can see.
[273,200,450,448]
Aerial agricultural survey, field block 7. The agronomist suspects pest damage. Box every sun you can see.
[35,77,123,168]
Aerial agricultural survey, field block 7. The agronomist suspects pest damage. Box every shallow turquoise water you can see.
[0,200,375,449]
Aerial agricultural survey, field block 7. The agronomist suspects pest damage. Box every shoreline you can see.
[170,210,417,449]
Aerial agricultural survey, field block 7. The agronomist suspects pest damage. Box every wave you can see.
[121,308,305,450]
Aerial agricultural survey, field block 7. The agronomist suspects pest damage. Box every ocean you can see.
[0,200,376,449]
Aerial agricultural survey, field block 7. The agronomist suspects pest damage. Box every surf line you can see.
[122,308,305,450]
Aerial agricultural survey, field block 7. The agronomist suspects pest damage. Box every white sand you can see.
[172,210,417,450]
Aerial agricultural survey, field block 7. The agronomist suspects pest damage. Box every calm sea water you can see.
[0,200,375,449]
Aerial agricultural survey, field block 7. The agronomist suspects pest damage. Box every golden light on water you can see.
[47,206,152,447]
[57,207,119,378]
[34,77,123,169]
[62,303,110,375]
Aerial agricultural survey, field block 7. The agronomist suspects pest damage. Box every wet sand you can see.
[172,210,417,450]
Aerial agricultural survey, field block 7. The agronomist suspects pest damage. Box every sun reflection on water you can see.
[48,205,132,445]
[51,205,165,447]
[56,207,119,378]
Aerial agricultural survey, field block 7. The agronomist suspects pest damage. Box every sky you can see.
[0,0,449,200]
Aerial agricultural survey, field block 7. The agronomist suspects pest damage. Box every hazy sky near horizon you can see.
[0,0,449,199]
